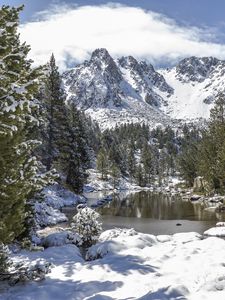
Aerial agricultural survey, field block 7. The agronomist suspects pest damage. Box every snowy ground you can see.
[84,169,184,194]
[84,169,144,192]
[2,228,225,300]
[33,184,86,228]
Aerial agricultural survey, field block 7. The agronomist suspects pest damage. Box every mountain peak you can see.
[91,48,112,62]
[118,56,139,68]
[175,56,222,82]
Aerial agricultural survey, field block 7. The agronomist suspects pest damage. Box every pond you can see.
[63,191,225,235]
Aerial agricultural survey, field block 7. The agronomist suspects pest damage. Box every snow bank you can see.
[216,222,225,227]
[3,230,225,300]
[85,169,183,194]
[84,169,147,192]
[41,231,82,248]
[87,228,157,260]
[42,185,85,209]
[204,226,225,237]
[33,184,86,227]
[34,202,67,227]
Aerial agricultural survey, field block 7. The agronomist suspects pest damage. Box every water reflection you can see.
[63,191,224,235]
[97,191,218,221]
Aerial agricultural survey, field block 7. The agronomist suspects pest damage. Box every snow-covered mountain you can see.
[160,56,225,120]
[63,49,225,129]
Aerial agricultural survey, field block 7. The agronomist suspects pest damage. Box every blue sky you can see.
[5,0,225,30]
[3,0,225,69]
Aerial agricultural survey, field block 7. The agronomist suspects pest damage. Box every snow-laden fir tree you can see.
[0,6,53,245]
[40,54,68,171]
[72,206,102,247]
[96,148,109,180]
[63,103,90,193]
[198,92,225,190]
[40,56,89,193]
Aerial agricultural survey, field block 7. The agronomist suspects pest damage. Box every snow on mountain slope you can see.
[160,57,225,120]
[63,48,171,130]
[63,50,225,129]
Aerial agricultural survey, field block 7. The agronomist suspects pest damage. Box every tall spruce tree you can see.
[41,56,89,193]
[198,93,225,190]
[41,54,68,171]
[97,148,109,180]
[141,143,153,183]
[63,103,90,193]
[0,6,50,244]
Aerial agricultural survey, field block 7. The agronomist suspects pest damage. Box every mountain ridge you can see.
[63,48,225,129]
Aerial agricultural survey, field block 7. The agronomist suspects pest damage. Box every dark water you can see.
[64,191,225,235]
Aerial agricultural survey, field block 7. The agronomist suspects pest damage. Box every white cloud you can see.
[19,3,225,70]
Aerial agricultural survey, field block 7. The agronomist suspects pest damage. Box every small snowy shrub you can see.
[8,260,52,285]
[72,207,102,247]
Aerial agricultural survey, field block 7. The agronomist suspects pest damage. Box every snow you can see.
[204,226,225,237]
[3,229,225,299]
[33,184,86,227]
[160,66,225,120]
[84,169,146,192]
[41,231,82,248]
[85,169,183,193]
[216,222,225,227]
[34,202,68,227]
[63,50,225,129]
[84,98,169,131]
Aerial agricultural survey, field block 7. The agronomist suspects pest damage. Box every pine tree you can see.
[41,54,68,171]
[40,56,89,193]
[127,144,136,178]
[110,163,120,189]
[135,165,146,187]
[178,141,199,186]
[0,6,51,245]
[198,93,225,190]
[63,103,89,193]
[72,207,102,248]
[97,148,109,180]
[141,143,153,183]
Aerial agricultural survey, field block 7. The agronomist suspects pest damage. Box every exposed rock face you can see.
[175,56,223,83]
[63,48,124,108]
[118,56,173,107]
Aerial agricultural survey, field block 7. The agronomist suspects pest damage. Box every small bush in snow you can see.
[72,207,102,247]
[0,256,51,285]
[8,260,52,285]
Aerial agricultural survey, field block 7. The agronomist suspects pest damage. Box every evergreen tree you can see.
[135,165,146,187]
[72,207,102,248]
[110,163,120,189]
[198,93,225,190]
[178,141,199,186]
[97,148,109,180]
[40,56,89,193]
[0,6,51,245]
[127,143,136,178]
[63,103,90,193]
[41,54,68,171]
[141,143,153,183]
